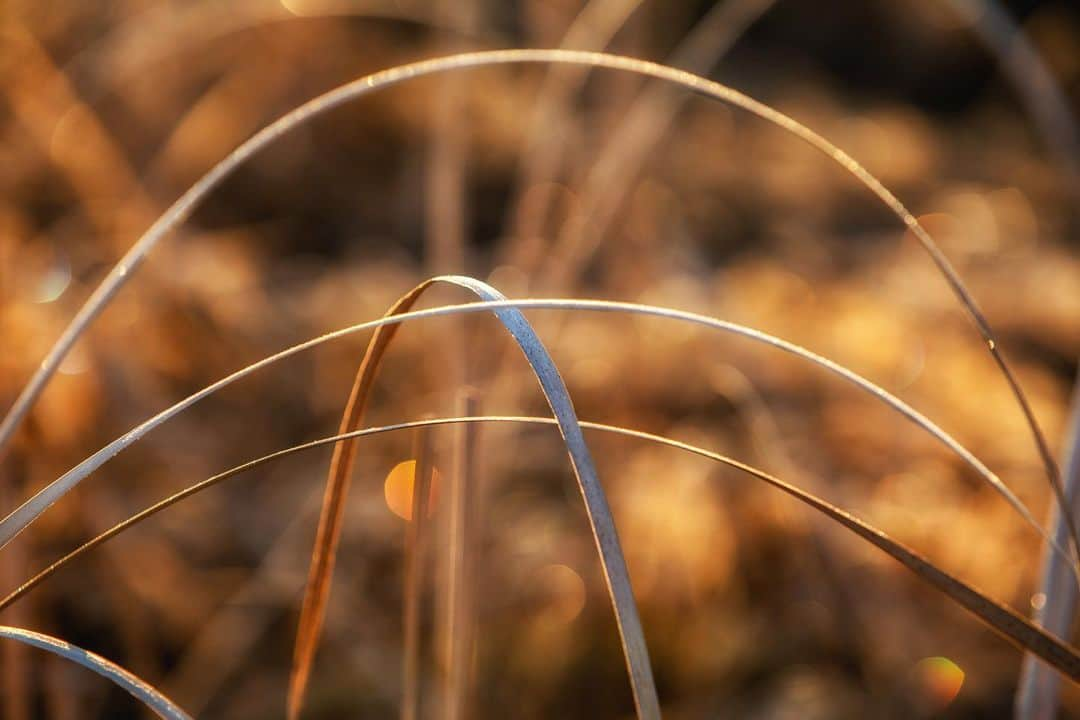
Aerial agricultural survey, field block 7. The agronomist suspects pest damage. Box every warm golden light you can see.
[915,656,965,709]
[383,460,439,521]
[5,3,1075,715]
[535,563,586,625]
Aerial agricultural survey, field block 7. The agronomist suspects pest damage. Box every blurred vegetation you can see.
[1,0,1079,717]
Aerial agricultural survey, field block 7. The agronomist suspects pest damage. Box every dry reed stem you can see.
[422,0,474,486]
[402,425,436,720]
[42,654,80,720]
[440,391,478,720]
[286,280,429,720]
[2,23,161,255]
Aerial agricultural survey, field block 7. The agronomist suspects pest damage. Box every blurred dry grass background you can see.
[1,0,1079,717]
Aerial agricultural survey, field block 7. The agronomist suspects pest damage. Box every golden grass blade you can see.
[0,626,192,720]
[5,415,1079,683]
[2,297,1060,573]
[286,282,429,720]
[291,277,660,720]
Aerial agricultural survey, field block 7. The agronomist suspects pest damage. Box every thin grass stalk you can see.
[541,0,776,292]
[1017,367,1080,719]
[287,278,458,720]
[424,22,473,710]
[423,0,475,404]
[161,487,323,717]
[493,0,773,446]
[5,415,1080,682]
[945,0,1079,187]
[1,49,1068,565]
[440,391,479,720]
[486,2,776,486]
[426,0,473,279]
[402,425,436,720]
[3,24,162,255]
[0,626,192,720]
[287,282,431,720]
[712,366,870,659]
[75,0,489,90]
[1,297,1065,574]
[290,278,660,720]
[0,479,29,720]
[504,0,644,270]
[43,654,80,720]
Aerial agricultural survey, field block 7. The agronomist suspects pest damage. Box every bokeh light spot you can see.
[915,656,964,710]
[33,264,72,304]
[384,460,439,521]
[535,564,586,625]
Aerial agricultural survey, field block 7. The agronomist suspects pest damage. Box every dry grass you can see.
[1,2,1078,718]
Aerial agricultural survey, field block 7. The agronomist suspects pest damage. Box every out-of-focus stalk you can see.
[1017,368,1080,719]
[403,426,436,720]
[0,479,29,720]
[439,391,479,720]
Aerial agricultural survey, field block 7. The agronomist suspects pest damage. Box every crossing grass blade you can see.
[2,297,1065,581]
[3,415,1078,683]
[289,277,660,720]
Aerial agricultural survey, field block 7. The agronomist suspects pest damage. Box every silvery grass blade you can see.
[5,416,1079,683]
[290,276,659,720]
[0,626,192,720]
[1017,369,1080,719]
[1,298,1068,581]
[0,49,1070,562]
